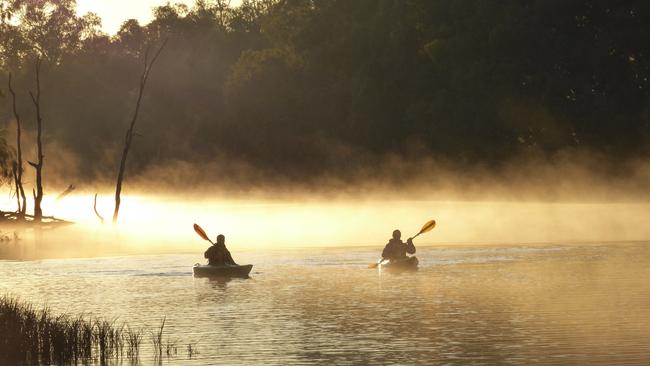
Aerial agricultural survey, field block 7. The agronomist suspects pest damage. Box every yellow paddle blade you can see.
[193,223,210,242]
[418,219,436,234]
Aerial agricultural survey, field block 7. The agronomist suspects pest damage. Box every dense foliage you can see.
[0,0,648,185]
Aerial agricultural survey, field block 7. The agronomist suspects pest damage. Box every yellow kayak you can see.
[378,256,419,272]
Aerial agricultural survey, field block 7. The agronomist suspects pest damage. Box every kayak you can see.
[193,264,253,278]
[378,256,419,272]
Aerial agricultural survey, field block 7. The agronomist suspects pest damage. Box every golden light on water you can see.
[1,191,649,257]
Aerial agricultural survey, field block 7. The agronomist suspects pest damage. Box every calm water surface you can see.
[1,243,650,365]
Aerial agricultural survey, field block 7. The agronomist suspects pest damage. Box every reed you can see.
[164,338,177,357]
[186,342,199,358]
[150,316,166,356]
[0,295,181,365]
[125,326,143,359]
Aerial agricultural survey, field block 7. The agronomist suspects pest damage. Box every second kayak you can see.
[378,256,419,272]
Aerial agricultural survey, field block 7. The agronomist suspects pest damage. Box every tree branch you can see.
[94,193,104,223]
[8,72,26,217]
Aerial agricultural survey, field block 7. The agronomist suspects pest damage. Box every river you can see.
[1,242,649,365]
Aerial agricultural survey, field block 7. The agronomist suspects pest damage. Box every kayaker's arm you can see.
[381,243,392,259]
[406,238,416,254]
[225,249,238,265]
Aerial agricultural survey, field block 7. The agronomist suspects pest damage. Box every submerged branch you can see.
[0,210,73,230]
[56,184,75,200]
[93,193,105,223]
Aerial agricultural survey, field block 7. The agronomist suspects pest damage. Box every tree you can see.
[7,72,26,217]
[27,57,43,221]
[112,40,167,223]
[0,0,99,220]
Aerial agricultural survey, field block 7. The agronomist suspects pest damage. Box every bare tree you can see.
[11,162,20,213]
[112,40,167,223]
[7,72,26,218]
[28,57,44,222]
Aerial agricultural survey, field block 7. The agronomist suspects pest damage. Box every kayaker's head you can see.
[216,234,225,245]
[392,230,401,240]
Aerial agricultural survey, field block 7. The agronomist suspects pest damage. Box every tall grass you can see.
[150,316,165,356]
[0,295,192,365]
[126,325,143,359]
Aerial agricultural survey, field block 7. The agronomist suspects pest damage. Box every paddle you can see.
[193,223,214,245]
[194,224,241,267]
[368,219,436,268]
[412,219,436,239]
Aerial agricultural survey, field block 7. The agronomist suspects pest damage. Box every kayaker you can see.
[204,234,238,266]
[382,229,416,260]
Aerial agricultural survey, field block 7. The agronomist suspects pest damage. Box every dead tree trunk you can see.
[12,163,20,213]
[28,58,44,222]
[113,40,167,224]
[8,73,27,218]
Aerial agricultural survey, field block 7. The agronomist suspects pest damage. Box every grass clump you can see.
[0,295,176,365]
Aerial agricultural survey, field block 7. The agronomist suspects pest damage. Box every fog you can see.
[1,1,648,262]
[9,123,650,201]
[1,178,648,260]
[0,143,647,260]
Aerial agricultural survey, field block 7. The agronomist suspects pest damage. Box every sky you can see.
[76,0,241,35]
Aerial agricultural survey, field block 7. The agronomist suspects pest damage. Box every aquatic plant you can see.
[126,326,143,359]
[0,295,179,365]
[164,338,177,357]
[150,316,166,356]
[186,343,199,358]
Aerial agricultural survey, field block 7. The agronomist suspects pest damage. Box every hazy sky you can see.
[76,0,241,35]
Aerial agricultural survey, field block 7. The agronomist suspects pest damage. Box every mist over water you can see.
[2,1,650,364]
[1,173,648,366]
[0,189,647,260]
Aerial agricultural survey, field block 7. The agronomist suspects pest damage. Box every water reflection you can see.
[206,276,233,289]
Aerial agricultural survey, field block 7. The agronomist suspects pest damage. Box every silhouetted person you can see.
[382,229,416,260]
[204,234,237,266]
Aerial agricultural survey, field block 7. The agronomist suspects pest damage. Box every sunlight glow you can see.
[1,191,649,257]
[75,0,246,35]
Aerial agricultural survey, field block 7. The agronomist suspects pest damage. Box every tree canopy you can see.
[0,0,648,188]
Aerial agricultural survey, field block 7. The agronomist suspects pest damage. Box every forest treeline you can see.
[0,0,649,188]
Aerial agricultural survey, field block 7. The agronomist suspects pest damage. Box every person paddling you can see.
[382,229,416,261]
[204,234,238,266]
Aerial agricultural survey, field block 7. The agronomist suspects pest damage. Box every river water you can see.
[1,242,650,365]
